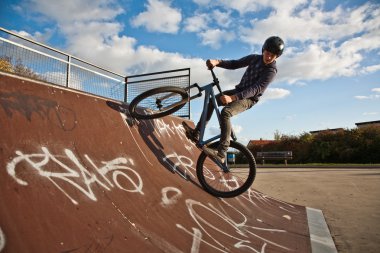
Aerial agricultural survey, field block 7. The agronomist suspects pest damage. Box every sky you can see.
[1,0,380,144]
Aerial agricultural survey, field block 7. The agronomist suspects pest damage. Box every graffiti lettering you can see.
[177,198,291,252]
[163,152,196,179]
[176,224,227,253]
[153,118,195,147]
[6,147,144,205]
[243,189,299,214]
[161,187,182,207]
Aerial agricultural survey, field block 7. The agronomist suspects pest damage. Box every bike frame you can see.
[184,70,238,171]
[195,82,237,147]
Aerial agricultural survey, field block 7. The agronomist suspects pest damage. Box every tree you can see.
[248,128,380,164]
[0,56,46,81]
[0,56,13,72]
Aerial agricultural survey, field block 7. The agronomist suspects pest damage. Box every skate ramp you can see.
[0,72,333,252]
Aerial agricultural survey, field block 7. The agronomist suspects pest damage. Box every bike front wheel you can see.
[196,140,256,198]
[129,86,189,119]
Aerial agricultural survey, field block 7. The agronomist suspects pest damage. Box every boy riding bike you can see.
[183,36,285,163]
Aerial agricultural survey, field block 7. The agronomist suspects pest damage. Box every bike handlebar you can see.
[188,68,224,100]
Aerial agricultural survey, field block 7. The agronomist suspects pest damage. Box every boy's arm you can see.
[207,55,256,70]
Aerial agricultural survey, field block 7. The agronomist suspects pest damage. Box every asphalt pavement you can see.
[254,167,380,253]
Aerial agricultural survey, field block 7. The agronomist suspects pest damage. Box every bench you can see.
[256,151,293,165]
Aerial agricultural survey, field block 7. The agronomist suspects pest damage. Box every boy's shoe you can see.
[202,146,225,164]
[182,121,200,143]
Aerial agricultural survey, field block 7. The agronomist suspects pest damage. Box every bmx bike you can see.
[129,69,256,198]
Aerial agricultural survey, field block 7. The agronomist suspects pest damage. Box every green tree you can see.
[0,56,13,72]
[0,56,46,81]
[248,128,380,164]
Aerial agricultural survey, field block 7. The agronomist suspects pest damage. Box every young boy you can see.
[183,36,285,163]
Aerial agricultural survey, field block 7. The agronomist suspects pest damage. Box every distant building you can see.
[309,128,344,135]
[247,139,276,150]
[355,120,380,128]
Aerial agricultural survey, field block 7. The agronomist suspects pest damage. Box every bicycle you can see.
[128,69,256,198]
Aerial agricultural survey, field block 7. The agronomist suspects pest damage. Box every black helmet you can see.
[262,36,285,57]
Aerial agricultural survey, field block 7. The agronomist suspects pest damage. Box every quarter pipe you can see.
[0,72,336,252]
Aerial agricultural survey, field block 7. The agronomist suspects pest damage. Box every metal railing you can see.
[0,27,191,118]
[0,27,126,101]
[125,68,190,118]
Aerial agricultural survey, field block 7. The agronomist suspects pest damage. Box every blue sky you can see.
[1,0,380,143]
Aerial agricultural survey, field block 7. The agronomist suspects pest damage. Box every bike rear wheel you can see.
[129,86,189,119]
[196,140,256,198]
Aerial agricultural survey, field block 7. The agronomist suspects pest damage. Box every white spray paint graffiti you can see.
[154,118,195,149]
[161,187,183,208]
[163,152,196,179]
[161,186,296,253]
[6,147,144,205]
[244,189,299,214]
[0,227,5,252]
[179,199,290,252]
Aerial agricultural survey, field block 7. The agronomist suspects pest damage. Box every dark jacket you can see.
[218,54,277,101]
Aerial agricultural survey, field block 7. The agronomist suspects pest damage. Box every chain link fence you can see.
[126,68,190,118]
[0,28,125,101]
[0,27,191,118]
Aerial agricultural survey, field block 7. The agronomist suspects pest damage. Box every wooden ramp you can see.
[0,72,318,252]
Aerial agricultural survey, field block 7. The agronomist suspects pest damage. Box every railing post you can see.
[188,68,191,119]
[66,55,71,88]
[124,76,128,103]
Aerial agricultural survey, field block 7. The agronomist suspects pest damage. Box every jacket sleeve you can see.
[218,54,256,70]
[235,66,277,100]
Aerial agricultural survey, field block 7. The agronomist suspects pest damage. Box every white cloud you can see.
[363,112,378,116]
[193,0,211,5]
[12,29,53,44]
[260,88,291,102]
[207,124,242,137]
[184,14,209,32]
[240,2,379,45]
[16,0,380,89]
[199,29,234,49]
[131,0,181,33]
[28,0,123,24]
[19,0,199,76]
[232,124,243,134]
[212,9,232,28]
[186,1,379,79]
[355,96,369,100]
[355,88,380,100]
[239,2,380,83]
[208,125,220,136]
[184,10,234,48]
[194,0,307,14]
[361,65,380,74]
[214,0,263,14]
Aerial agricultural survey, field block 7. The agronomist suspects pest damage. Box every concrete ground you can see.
[253,167,380,253]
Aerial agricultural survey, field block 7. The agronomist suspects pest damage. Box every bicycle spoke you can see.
[196,140,256,198]
[138,92,184,114]
[202,158,251,193]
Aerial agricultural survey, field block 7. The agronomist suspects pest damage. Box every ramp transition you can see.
[0,72,335,252]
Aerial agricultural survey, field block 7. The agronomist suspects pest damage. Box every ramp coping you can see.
[306,207,338,253]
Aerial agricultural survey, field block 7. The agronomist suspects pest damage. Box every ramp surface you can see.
[1,72,315,252]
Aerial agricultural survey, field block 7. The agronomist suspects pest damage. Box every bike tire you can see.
[196,140,256,198]
[129,86,189,119]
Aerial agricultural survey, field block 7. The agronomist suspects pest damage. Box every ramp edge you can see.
[306,207,338,253]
